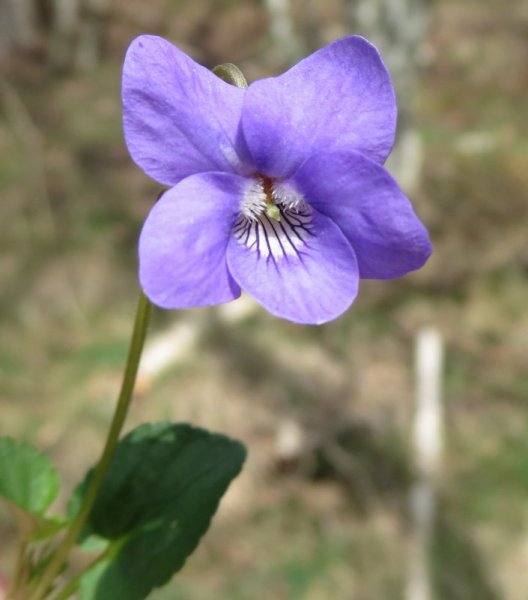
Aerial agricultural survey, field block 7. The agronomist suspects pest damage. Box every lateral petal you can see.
[293,150,432,279]
[139,173,245,308]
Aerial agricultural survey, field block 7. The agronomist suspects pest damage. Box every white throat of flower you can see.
[234,176,314,260]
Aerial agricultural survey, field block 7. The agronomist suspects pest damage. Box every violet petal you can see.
[226,209,359,324]
[241,35,396,179]
[139,173,244,308]
[293,149,432,279]
[122,35,252,186]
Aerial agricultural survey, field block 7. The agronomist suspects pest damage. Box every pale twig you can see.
[264,0,305,63]
[137,296,258,393]
[406,327,444,600]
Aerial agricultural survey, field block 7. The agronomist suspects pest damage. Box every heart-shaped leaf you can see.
[72,422,246,600]
[0,437,60,517]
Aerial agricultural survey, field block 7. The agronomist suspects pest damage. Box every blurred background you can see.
[0,0,527,598]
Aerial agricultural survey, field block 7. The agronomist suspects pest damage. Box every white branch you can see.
[406,327,444,600]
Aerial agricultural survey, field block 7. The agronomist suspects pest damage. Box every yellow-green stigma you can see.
[265,203,281,221]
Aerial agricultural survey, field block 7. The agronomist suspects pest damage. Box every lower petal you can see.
[293,150,432,279]
[226,209,359,324]
[139,173,244,309]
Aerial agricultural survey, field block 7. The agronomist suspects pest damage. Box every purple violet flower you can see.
[122,35,432,324]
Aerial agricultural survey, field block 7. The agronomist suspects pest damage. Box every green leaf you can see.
[74,422,246,600]
[0,437,60,517]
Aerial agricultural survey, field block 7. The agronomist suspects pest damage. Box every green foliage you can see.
[0,437,61,536]
[72,422,246,600]
[0,437,60,515]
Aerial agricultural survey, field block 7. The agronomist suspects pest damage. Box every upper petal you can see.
[292,150,432,279]
[122,36,252,186]
[226,208,359,325]
[139,172,246,308]
[241,36,396,179]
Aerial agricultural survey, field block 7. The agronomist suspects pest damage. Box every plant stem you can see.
[52,543,115,600]
[29,292,152,600]
[6,539,28,600]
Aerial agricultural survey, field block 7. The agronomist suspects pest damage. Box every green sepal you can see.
[212,63,248,88]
